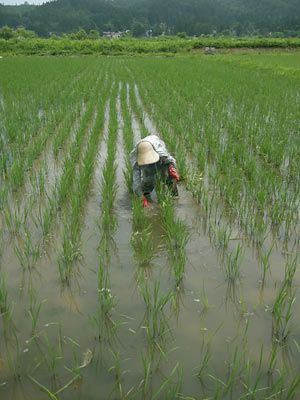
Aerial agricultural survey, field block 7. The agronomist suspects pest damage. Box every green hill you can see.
[0,0,299,36]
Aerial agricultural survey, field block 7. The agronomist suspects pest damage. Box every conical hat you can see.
[137,141,159,166]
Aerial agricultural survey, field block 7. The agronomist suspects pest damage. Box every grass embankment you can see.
[0,36,300,55]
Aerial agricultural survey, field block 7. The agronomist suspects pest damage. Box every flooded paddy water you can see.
[0,54,299,399]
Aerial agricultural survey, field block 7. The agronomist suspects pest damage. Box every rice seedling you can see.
[138,352,153,398]
[123,157,133,193]
[14,227,41,270]
[58,224,82,285]
[33,328,64,380]
[34,196,56,240]
[152,363,183,400]
[259,243,274,285]
[97,270,117,321]
[131,225,155,267]
[224,243,244,283]
[131,194,147,230]
[272,283,296,345]
[0,229,4,259]
[140,281,172,344]
[98,86,119,258]
[128,83,148,139]
[4,203,28,236]
[28,290,43,337]
[89,257,119,344]
[285,374,300,400]
[0,274,9,315]
[108,349,123,398]
[196,340,212,381]
[0,186,8,211]
[199,283,210,314]
[28,376,59,400]
[209,223,232,258]
[157,185,189,286]
[284,255,298,287]
[267,343,279,375]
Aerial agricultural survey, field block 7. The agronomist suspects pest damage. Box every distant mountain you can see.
[0,0,299,36]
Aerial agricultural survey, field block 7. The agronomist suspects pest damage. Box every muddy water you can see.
[1,83,300,400]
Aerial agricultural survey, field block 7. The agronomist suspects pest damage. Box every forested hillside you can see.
[0,0,299,36]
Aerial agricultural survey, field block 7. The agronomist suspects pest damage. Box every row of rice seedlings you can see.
[34,105,94,241]
[141,280,172,348]
[118,80,157,270]
[0,273,18,349]
[58,81,110,284]
[0,229,3,259]
[11,80,105,272]
[27,324,87,398]
[52,102,82,159]
[1,62,98,217]
[0,57,88,154]
[37,74,107,241]
[3,197,31,237]
[120,82,134,192]
[90,260,118,343]
[272,257,298,345]
[128,83,189,286]
[159,188,189,288]
[1,62,92,196]
[127,83,156,270]
[14,226,41,270]
[1,65,103,266]
[27,290,43,338]
[127,82,149,139]
[0,274,9,316]
[26,67,102,203]
[90,81,121,353]
[100,84,118,255]
[28,160,48,199]
[119,77,178,386]
[51,66,100,158]
[131,197,156,270]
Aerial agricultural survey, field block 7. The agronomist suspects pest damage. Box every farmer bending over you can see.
[130,135,180,207]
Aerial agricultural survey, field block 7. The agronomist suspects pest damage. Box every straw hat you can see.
[137,141,159,166]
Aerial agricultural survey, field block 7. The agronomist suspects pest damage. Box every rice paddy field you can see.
[0,52,299,400]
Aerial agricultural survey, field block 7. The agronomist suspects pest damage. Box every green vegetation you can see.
[1,0,300,37]
[0,53,299,399]
[0,36,300,56]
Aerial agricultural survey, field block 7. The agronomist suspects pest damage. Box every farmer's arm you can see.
[161,154,177,167]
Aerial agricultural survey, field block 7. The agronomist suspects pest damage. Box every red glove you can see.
[142,196,150,208]
[168,165,180,182]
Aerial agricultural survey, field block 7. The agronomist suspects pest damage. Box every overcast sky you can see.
[1,0,50,4]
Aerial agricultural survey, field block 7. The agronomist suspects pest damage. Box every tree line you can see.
[0,0,299,37]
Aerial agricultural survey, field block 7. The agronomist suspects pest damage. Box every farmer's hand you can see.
[142,195,150,208]
[168,165,180,182]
